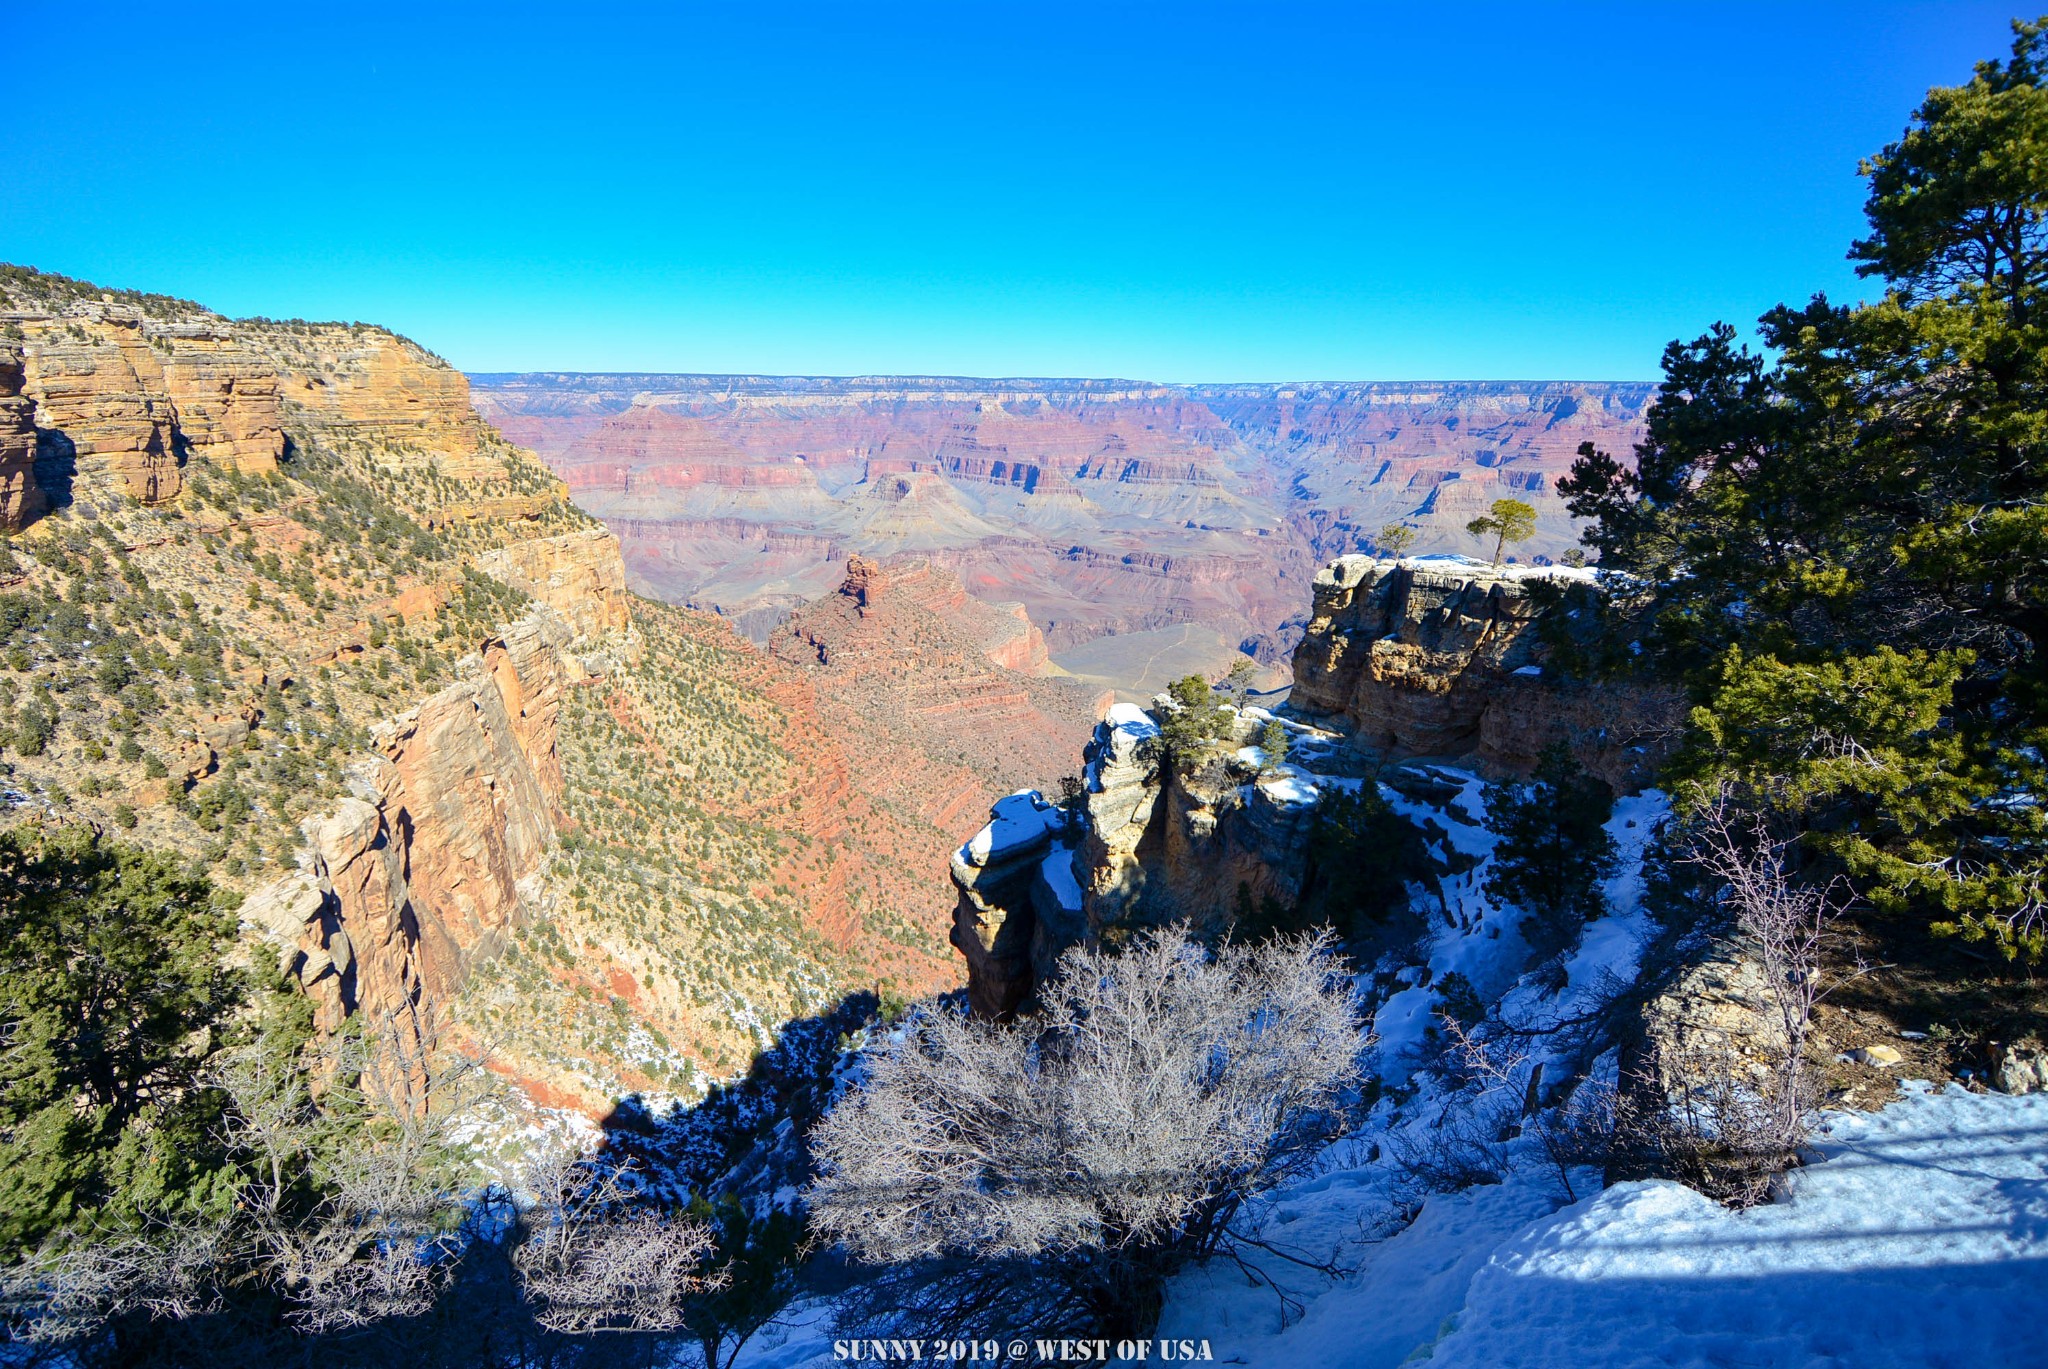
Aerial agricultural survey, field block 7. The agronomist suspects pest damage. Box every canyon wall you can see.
[770,555,1110,838]
[949,555,1680,1015]
[468,373,1653,690]
[0,352,37,530]
[253,607,583,1034]
[0,296,285,517]
[1290,555,1676,791]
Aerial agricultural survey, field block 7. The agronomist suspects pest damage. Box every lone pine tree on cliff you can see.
[1558,16,2048,959]
[1467,497,1537,566]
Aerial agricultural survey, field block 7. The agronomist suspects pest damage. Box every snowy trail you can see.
[1156,1085,2048,1369]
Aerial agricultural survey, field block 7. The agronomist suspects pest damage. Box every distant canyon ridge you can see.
[469,375,1654,695]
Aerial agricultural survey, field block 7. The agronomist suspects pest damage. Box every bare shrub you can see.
[1633,790,1855,1206]
[1392,1015,1621,1203]
[512,1152,715,1335]
[809,928,1362,1339]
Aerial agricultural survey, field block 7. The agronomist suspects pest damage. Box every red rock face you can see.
[469,375,1652,679]
[772,556,1110,839]
[295,611,571,1034]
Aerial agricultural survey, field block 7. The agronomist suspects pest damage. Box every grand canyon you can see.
[471,373,1655,696]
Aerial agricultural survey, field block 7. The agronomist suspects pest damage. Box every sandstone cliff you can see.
[950,702,1341,1017]
[948,554,1680,1014]
[0,351,38,531]
[0,297,284,512]
[251,608,578,1033]
[1290,555,1676,789]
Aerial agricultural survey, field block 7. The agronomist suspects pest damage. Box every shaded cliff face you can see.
[468,373,1650,690]
[1290,555,1677,790]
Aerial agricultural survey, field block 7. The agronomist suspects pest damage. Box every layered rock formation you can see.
[1290,555,1677,789]
[0,350,38,531]
[949,702,1343,1017]
[473,528,633,639]
[469,373,1654,691]
[250,601,579,1033]
[948,552,1683,1013]
[0,298,285,510]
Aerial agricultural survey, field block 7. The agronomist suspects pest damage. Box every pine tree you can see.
[1258,715,1290,773]
[0,826,245,1253]
[1558,19,2048,958]
[1466,498,1537,566]
[1157,674,1231,770]
[1482,742,1619,958]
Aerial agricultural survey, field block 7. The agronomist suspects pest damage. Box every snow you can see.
[1040,844,1084,914]
[1157,1084,2048,1369]
[1426,1085,2048,1369]
[732,724,2045,1369]
[1257,765,1320,806]
[1511,664,1544,677]
[1106,701,1161,741]
[958,790,1063,867]
[1402,552,1601,584]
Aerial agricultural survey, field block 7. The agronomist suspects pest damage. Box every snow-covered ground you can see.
[731,756,2048,1369]
[1157,1083,2048,1369]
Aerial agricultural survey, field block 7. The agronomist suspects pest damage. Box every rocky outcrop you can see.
[0,350,39,531]
[1289,555,1677,789]
[771,556,1108,838]
[3,301,284,512]
[950,702,1334,1015]
[262,609,576,1032]
[473,528,633,639]
[243,323,483,469]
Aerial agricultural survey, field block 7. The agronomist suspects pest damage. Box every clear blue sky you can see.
[7,1,2021,380]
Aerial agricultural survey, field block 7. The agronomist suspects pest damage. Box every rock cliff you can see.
[950,702,1341,1017]
[1289,555,1676,789]
[948,553,1680,1014]
[0,350,38,531]
[0,297,285,511]
[257,608,577,1033]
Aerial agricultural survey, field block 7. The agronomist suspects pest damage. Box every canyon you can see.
[0,268,1087,1115]
[470,373,1655,693]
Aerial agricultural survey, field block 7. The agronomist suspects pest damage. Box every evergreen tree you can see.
[1156,674,1231,770]
[1482,742,1618,958]
[1559,18,2048,958]
[0,825,245,1253]
[1376,522,1417,557]
[684,1196,806,1369]
[1466,498,1537,565]
[1258,715,1290,773]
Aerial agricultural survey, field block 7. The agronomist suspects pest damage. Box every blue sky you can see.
[7,2,2019,380]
